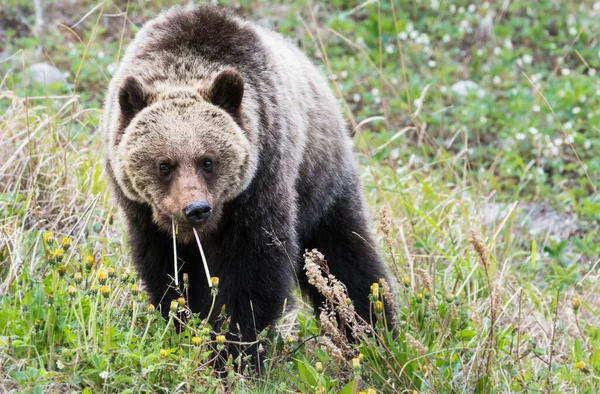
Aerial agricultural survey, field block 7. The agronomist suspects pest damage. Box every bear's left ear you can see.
[208,68,244,120]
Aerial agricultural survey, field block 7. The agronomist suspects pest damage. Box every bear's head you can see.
[113,68,254,241]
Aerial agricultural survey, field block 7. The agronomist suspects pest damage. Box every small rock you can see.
[29,62,66,85]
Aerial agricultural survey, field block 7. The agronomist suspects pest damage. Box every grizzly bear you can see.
[103,4,393,363]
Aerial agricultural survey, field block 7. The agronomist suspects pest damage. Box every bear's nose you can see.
[183,201,212,225]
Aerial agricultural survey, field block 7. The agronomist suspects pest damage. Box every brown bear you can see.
[103,4,393,364]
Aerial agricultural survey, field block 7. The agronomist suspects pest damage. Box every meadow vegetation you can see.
[0,0,599,392]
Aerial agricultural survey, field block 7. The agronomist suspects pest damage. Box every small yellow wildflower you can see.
[202,327,210,336]
[159,349,167,359]
[286,336,294,343]
[572,296,580,312]
[315,361,323,372]
[100,286,110,298]
[57,264,67,277]
[375,301,383,312]
[121,271,130,283]
[402,276,410,288]
[90,285,98,295]
[367,389,376,394]
[107,267,117,279]
[423,287,430,300]
[370,282,379,298]
[131,283,140,296]
[416,293,423,303]
[351,357,360,370]
[85,255,94,270]
[60,237,72,251]
[215,335,226,344]
[148,304,155,312]
[211,277,219,288]
[97,269,108,285]
[170,300,178,313]
[576,360,589,373]
[43,232,55,245]
[74,271,83,284]
[178,297,186,307]
[67,285,76,298]
[191,336,201,346]
[445,293,455,303]
[55,249,65,263]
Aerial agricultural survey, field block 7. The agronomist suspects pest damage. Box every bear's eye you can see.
[159,163,171,176]
[201,158,214,173]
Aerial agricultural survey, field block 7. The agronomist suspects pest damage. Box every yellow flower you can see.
[178,297,186,307]
[351,357,360,370]
[159,349,167,359]
[100,285,110,298]
[107,267,117,279]
[55,249,65,263]
[576,360,589,373]
[90,285,98,295]
[121,271,130,283]
[211,277,219,288]
[97,269,108,285]
[85,255,94,270]
[67,285,76,298]
[572,296,580,312]
[286,336,294,343]
[370,282,379,298]
[423,287,430,299]
[375,301,383,312]
[183,273,189,287]
[131,283,140,296]
[416,293,423,303]
[60,237,72,251]
[315,361,323,372]
[170,300,178,313]
[74,271,83,284]
[215,335,226,344]
[367,389,376,394]
[147,304,155,312]
[191,336,201,346]
[57,264,67,277]
[402,276,410,288]
[445,293,454,303]
[43,232,55,245]
[202,327,210,336]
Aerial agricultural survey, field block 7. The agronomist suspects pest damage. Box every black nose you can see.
[183,201,212,225]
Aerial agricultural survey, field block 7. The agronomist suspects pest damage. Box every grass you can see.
[1,0,599,392]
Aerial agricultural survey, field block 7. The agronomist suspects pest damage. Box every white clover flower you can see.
[493,47,501,56]
[561,68,571,76]
[579,95,587,103]
[410,30,419,40]
[428,60,436,68]
[443,34,451,43]
[385,44,394,54]
[430,0,440,10]
[516,132,526,140]
[371,87,380,96]
[515,58,523,67]
[584,139,592,149]
[566,134,574,144]
[398,31,408,40]
[99,371,109,379]
[391,77,398,85]
[329,74,337,81]
[504,39,513,49]
[493,76,501,85]
[353,93,361,103]
[458,6,465,13]
[480,116,487,124]
[375,96,382,104]
[532,105,541,112]
[554,138,563,146]
[340,70,348,79]
[450,4,457,13]
[589,68,597,77]
[440,85,448,93]
[528,127,538,135]
[522,54,533,64]
[468,4,476,13]
[564,122,573,130]
[550,145,559,156]
[568,26,578,36]
[572,107,581,114]
[559,90,566,97]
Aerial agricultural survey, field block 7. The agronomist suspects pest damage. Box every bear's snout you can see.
[183,201,212,225]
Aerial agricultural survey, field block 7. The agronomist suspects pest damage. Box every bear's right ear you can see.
[118,76,147,125]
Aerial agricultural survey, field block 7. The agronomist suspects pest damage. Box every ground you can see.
[0,0,599,392]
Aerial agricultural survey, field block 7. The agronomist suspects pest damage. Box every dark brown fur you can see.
[103,4,394,370]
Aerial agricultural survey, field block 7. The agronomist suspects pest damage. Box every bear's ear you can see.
[208,68,244,120]
[119,76,147,125]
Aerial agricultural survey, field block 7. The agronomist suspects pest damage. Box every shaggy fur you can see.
[103,4,393,365]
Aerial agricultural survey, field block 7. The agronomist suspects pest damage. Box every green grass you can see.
[1,0,599,392]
